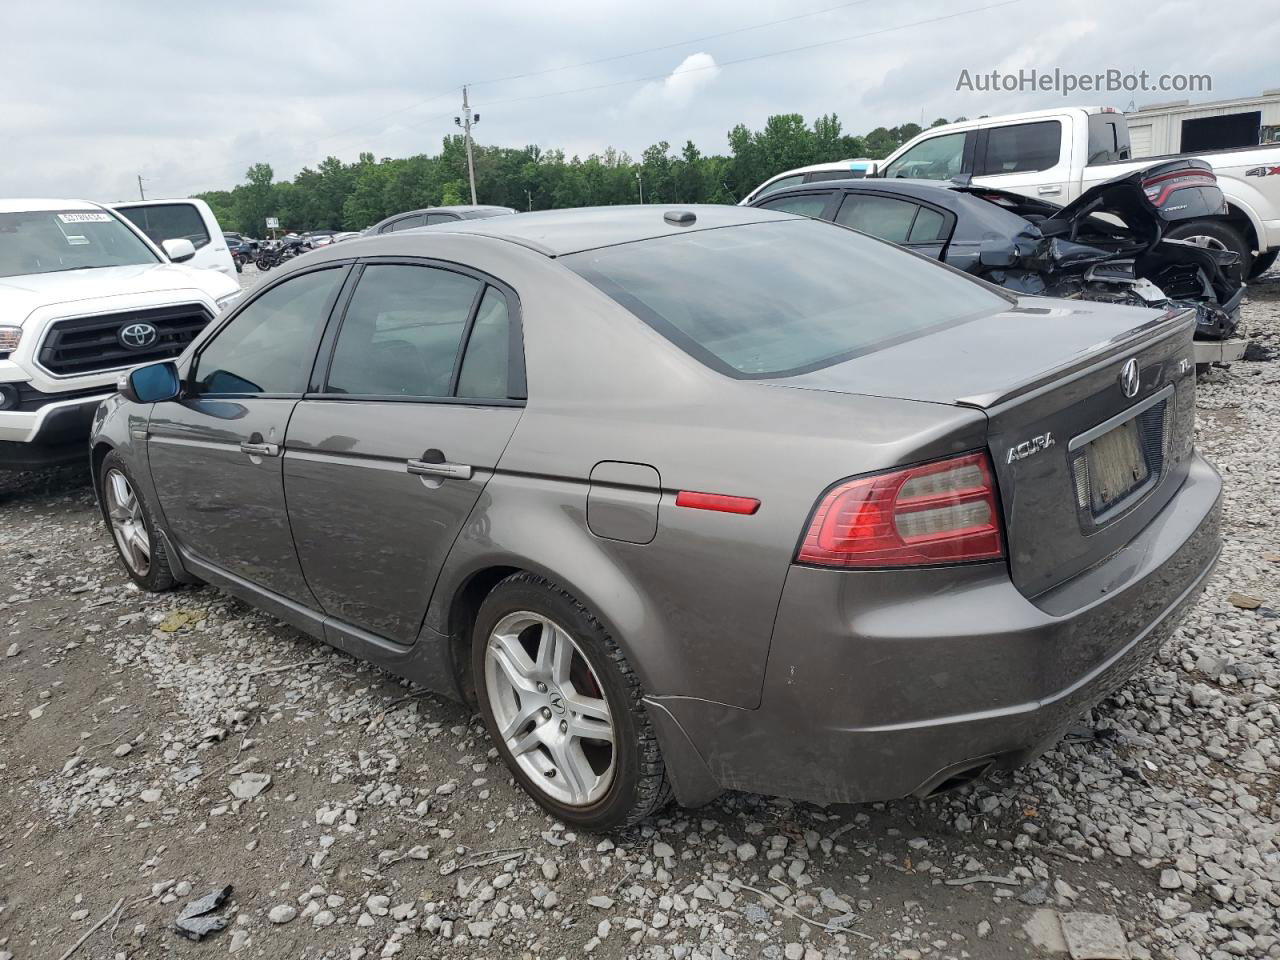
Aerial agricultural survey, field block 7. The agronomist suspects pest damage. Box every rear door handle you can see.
[407,458,472,480]
[240,441,279,457]
[1037,185,1062,195]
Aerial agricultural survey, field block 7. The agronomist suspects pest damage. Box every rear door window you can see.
[327,264,480,397]
[835,195,918,244]
[118,203,212,249]
[757,193,831,218]
[383,214,426,233]
[566,219,1007,379]
[977,121,1062,175]
[425,214,458,225]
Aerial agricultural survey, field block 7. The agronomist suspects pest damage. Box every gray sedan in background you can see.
[91,205,1220,829]
[363,204,516,235]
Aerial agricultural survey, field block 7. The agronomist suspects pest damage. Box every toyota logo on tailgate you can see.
[119,322,159,349]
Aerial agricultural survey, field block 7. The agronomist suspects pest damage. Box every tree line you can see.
[197,113,961,236]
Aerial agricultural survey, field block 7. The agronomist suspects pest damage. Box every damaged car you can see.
[750,158,1245,364]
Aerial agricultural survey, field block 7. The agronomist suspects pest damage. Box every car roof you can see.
[111,197,209,209]
[0,198,103,213]
[397,204,795,257]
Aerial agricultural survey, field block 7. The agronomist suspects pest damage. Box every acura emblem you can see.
[1119,358,1140,399]
[119,322,158,350]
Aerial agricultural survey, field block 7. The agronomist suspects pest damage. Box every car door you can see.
[146,264,349,603]
[970,118,1073,202]
[283,260,525,644]
[832,192,954,260]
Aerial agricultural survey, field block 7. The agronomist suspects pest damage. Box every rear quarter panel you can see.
[415,239,988,708]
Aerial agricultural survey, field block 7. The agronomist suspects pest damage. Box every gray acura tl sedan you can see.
[90,204,1221,829]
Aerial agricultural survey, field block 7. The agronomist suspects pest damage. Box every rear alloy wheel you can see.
[484,611,615,806]
[99,452,175,592]
[472,574,671,829]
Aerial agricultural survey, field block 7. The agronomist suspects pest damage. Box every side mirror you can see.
[118,361,181,404]
[162,238,196,263]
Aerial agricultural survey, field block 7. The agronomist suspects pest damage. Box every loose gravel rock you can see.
[0,263,1276,958]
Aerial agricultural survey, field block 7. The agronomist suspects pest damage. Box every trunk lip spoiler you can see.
[954,307,1196,410]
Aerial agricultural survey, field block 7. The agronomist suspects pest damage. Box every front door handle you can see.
[1037,184,1062,195]
[407,458,472,480]
[240,441,280,457]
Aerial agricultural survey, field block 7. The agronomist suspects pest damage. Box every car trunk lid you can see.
[764,296,1198,598]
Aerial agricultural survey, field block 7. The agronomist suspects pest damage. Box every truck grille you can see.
[38,303,212,376]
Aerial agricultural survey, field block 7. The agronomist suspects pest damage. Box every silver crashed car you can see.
[91,205,1221,829]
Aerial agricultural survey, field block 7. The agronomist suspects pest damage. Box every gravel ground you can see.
[0,264,1276,960]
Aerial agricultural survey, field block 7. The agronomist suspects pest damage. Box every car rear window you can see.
[565,219,1009,378]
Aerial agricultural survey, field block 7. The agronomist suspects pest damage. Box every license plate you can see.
[1086,419,1149,512]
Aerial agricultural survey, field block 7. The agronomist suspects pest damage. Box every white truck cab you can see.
[0,199,240,470]
[113,197,237,279]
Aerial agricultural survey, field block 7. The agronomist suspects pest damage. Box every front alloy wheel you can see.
[105,468,150,577]
[484,611,615,807]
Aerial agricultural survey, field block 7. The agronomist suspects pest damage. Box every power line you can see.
[474,0,1025,112]
[157,0,1025,194]
[464,0,882,89]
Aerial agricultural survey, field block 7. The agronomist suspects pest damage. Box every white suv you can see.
[0,199,241,470]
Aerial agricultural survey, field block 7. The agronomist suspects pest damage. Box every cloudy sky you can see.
[4,0,1278,201]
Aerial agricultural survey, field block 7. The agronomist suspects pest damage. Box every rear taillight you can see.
[797,452,1003,568]
[1141,168,1216,207]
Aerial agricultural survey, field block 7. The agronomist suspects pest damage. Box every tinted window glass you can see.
[194,269,341,395]
[456,287,511,399]
[755,174,804,199]
[835,195,917,244]
[118,203,211,250]
[882,132,966,180]
[807,170,863,183]
[758,194,830,218]
[1087,114,1131,163]
[425,213,458,225]
[979,121,1061,175]
[567,220,1007,378]
[384,214,426,233]
[907,206,947,243]
[327,265,480,397]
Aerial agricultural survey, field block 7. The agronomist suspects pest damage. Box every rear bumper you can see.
[0,393,110,469]
[1194,338,1249,364]
[651,454,1222,806]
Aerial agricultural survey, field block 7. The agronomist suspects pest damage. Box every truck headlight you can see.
[215,292,242,314]
[0,326,21,355]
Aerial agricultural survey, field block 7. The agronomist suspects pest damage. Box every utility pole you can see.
[455,86,479,205]
[136,174,147,200]
[635,169,644,204]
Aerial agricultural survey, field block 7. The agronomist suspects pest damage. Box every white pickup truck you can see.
[0,199,241,471]
[872,106,1280,280]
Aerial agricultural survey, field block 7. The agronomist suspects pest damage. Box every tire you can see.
[255,257,271,271]
[98,452,176,592]
[471,573,671,830]
[234,258,243,274]
[1247,248,1278,280]
[1164,220,1252,278]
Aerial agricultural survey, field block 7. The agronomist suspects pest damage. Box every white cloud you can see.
[631,52,721,110]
